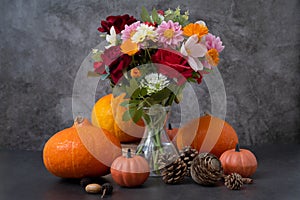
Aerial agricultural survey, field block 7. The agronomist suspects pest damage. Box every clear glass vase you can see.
[136,104,179,176]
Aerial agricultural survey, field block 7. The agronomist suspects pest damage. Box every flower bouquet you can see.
[91,7,224,175]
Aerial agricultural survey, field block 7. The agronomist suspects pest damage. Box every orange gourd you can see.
[91,93,144,143]
[166,123,178,142]
[110,149,150,187]
[43,117,122,178]
[220,144,257,177]
[176,113,238,157]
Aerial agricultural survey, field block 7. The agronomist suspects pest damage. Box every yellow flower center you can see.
[163,29,174,39]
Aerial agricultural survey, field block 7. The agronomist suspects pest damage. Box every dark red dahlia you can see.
[93,46,132,84]
[97,14,137,34]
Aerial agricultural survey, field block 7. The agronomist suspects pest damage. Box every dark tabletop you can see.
[0,144,299,200]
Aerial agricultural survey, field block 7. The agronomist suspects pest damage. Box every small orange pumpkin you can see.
[110,149,150,187]
[43,117,122,178]
[91,93,144,143]
[166,123,178,142]
[176,113,239,157]
[220,144,258,177]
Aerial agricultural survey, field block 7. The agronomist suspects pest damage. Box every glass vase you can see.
[136,104,179,176]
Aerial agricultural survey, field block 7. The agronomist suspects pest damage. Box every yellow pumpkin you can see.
[91,93,144,143]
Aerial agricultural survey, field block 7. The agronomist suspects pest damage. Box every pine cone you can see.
[161,157,187,184]
[157,152,178,170]
[100,183,113,198]
[179,146,198,176]
[190,152,223,186]
[224,173,243,190]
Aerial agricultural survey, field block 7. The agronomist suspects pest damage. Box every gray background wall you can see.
[0,0,299,150]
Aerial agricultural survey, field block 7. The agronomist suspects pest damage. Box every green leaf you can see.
[129,78,139,90]
[132,108,143,123]
[164,13,175,22]
[129,107,136,118]
[120,100,130,107]
[125,85,135,97]
[151,8,160,24]
[131,88,142,99]
[122,110,131,121]
[150,87,172,102]
[141,6,151,22]
[165,93,176,106]
[140,88,148,96]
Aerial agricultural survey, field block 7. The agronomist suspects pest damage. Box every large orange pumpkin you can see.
[91,93,144,143]
[176,114,238,157]
[43,117,122,178]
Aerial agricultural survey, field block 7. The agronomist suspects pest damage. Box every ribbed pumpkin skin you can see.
[91,94,144,143]
[43,118,122,178]
[220,148,257,177]
[176,114,238,157]
[110,154,150,187]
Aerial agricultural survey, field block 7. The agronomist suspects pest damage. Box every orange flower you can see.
[121,39,139,56]
[130,67,141,78]
[206,48,219,66]
[183,23,209,39]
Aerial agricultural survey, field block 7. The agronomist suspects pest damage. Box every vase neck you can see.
[142,105,170,132]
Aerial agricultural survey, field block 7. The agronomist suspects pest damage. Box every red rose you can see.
[151,49,202,85]
[98,14,137,34]
[94,46,132,84]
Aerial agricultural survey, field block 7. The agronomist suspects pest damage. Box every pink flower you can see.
[121,21,141,41]
[156,20,184,48]
[205,33,224,52]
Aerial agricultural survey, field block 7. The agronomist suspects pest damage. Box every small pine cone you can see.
[100,183,113,198]
[179,146,198,176]
[224,173,243,190]
[191,153,223,186]
[161,157,187,184]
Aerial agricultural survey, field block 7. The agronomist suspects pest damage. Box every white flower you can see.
[105,26,117,49]
[131,24,157,44]
[180,34,207,71]
[195,20,206,26]
[140,73,170,95]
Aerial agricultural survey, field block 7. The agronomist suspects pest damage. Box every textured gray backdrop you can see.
[0,0,299,150]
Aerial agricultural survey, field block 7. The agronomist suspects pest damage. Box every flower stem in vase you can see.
[136,105,179,176]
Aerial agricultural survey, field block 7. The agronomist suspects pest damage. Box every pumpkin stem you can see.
[168,123,172,130]
[127,149,132,158]
[204,111,211,116]
[235,143,240,152]
[74,116,84,124]
[101,189,106,198]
